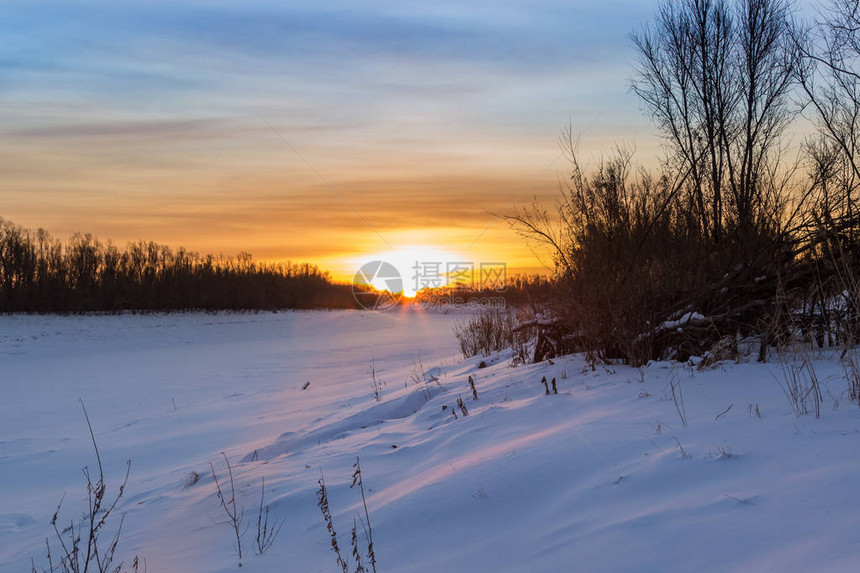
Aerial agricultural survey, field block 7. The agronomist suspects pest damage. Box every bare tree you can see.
[795,0,860,226]
[631,0,800,247]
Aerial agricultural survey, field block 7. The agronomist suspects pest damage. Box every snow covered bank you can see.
[1,312,859,572]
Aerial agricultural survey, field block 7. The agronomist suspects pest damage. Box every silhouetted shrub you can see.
[454,308,518,357]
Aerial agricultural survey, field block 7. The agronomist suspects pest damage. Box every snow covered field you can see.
[1,310,859,572]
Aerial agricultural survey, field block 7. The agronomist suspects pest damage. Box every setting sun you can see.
[353,245,466,297]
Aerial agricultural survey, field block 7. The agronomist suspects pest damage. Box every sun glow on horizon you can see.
[352,245,468,297]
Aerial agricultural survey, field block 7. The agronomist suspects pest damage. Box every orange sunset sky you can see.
[0,0,664,282]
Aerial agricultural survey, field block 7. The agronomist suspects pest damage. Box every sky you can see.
[0,0,661,282]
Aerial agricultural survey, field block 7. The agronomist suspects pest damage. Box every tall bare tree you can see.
[631,0,799,247]
[795,0,860,227]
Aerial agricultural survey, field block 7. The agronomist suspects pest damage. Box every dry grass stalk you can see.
[210,453,246,564]
[316,473,348,573]
[254,477,284,555]
[34,401,137,573]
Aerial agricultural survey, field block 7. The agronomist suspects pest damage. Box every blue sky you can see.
[1,0,661,276]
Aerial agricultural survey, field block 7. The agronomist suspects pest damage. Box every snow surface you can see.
[1,310,859,572]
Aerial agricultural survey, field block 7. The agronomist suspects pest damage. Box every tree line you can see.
[0,217,359,312]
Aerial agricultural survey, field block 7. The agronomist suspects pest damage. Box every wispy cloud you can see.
[0,0,658,275]
[7,118,232,140]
